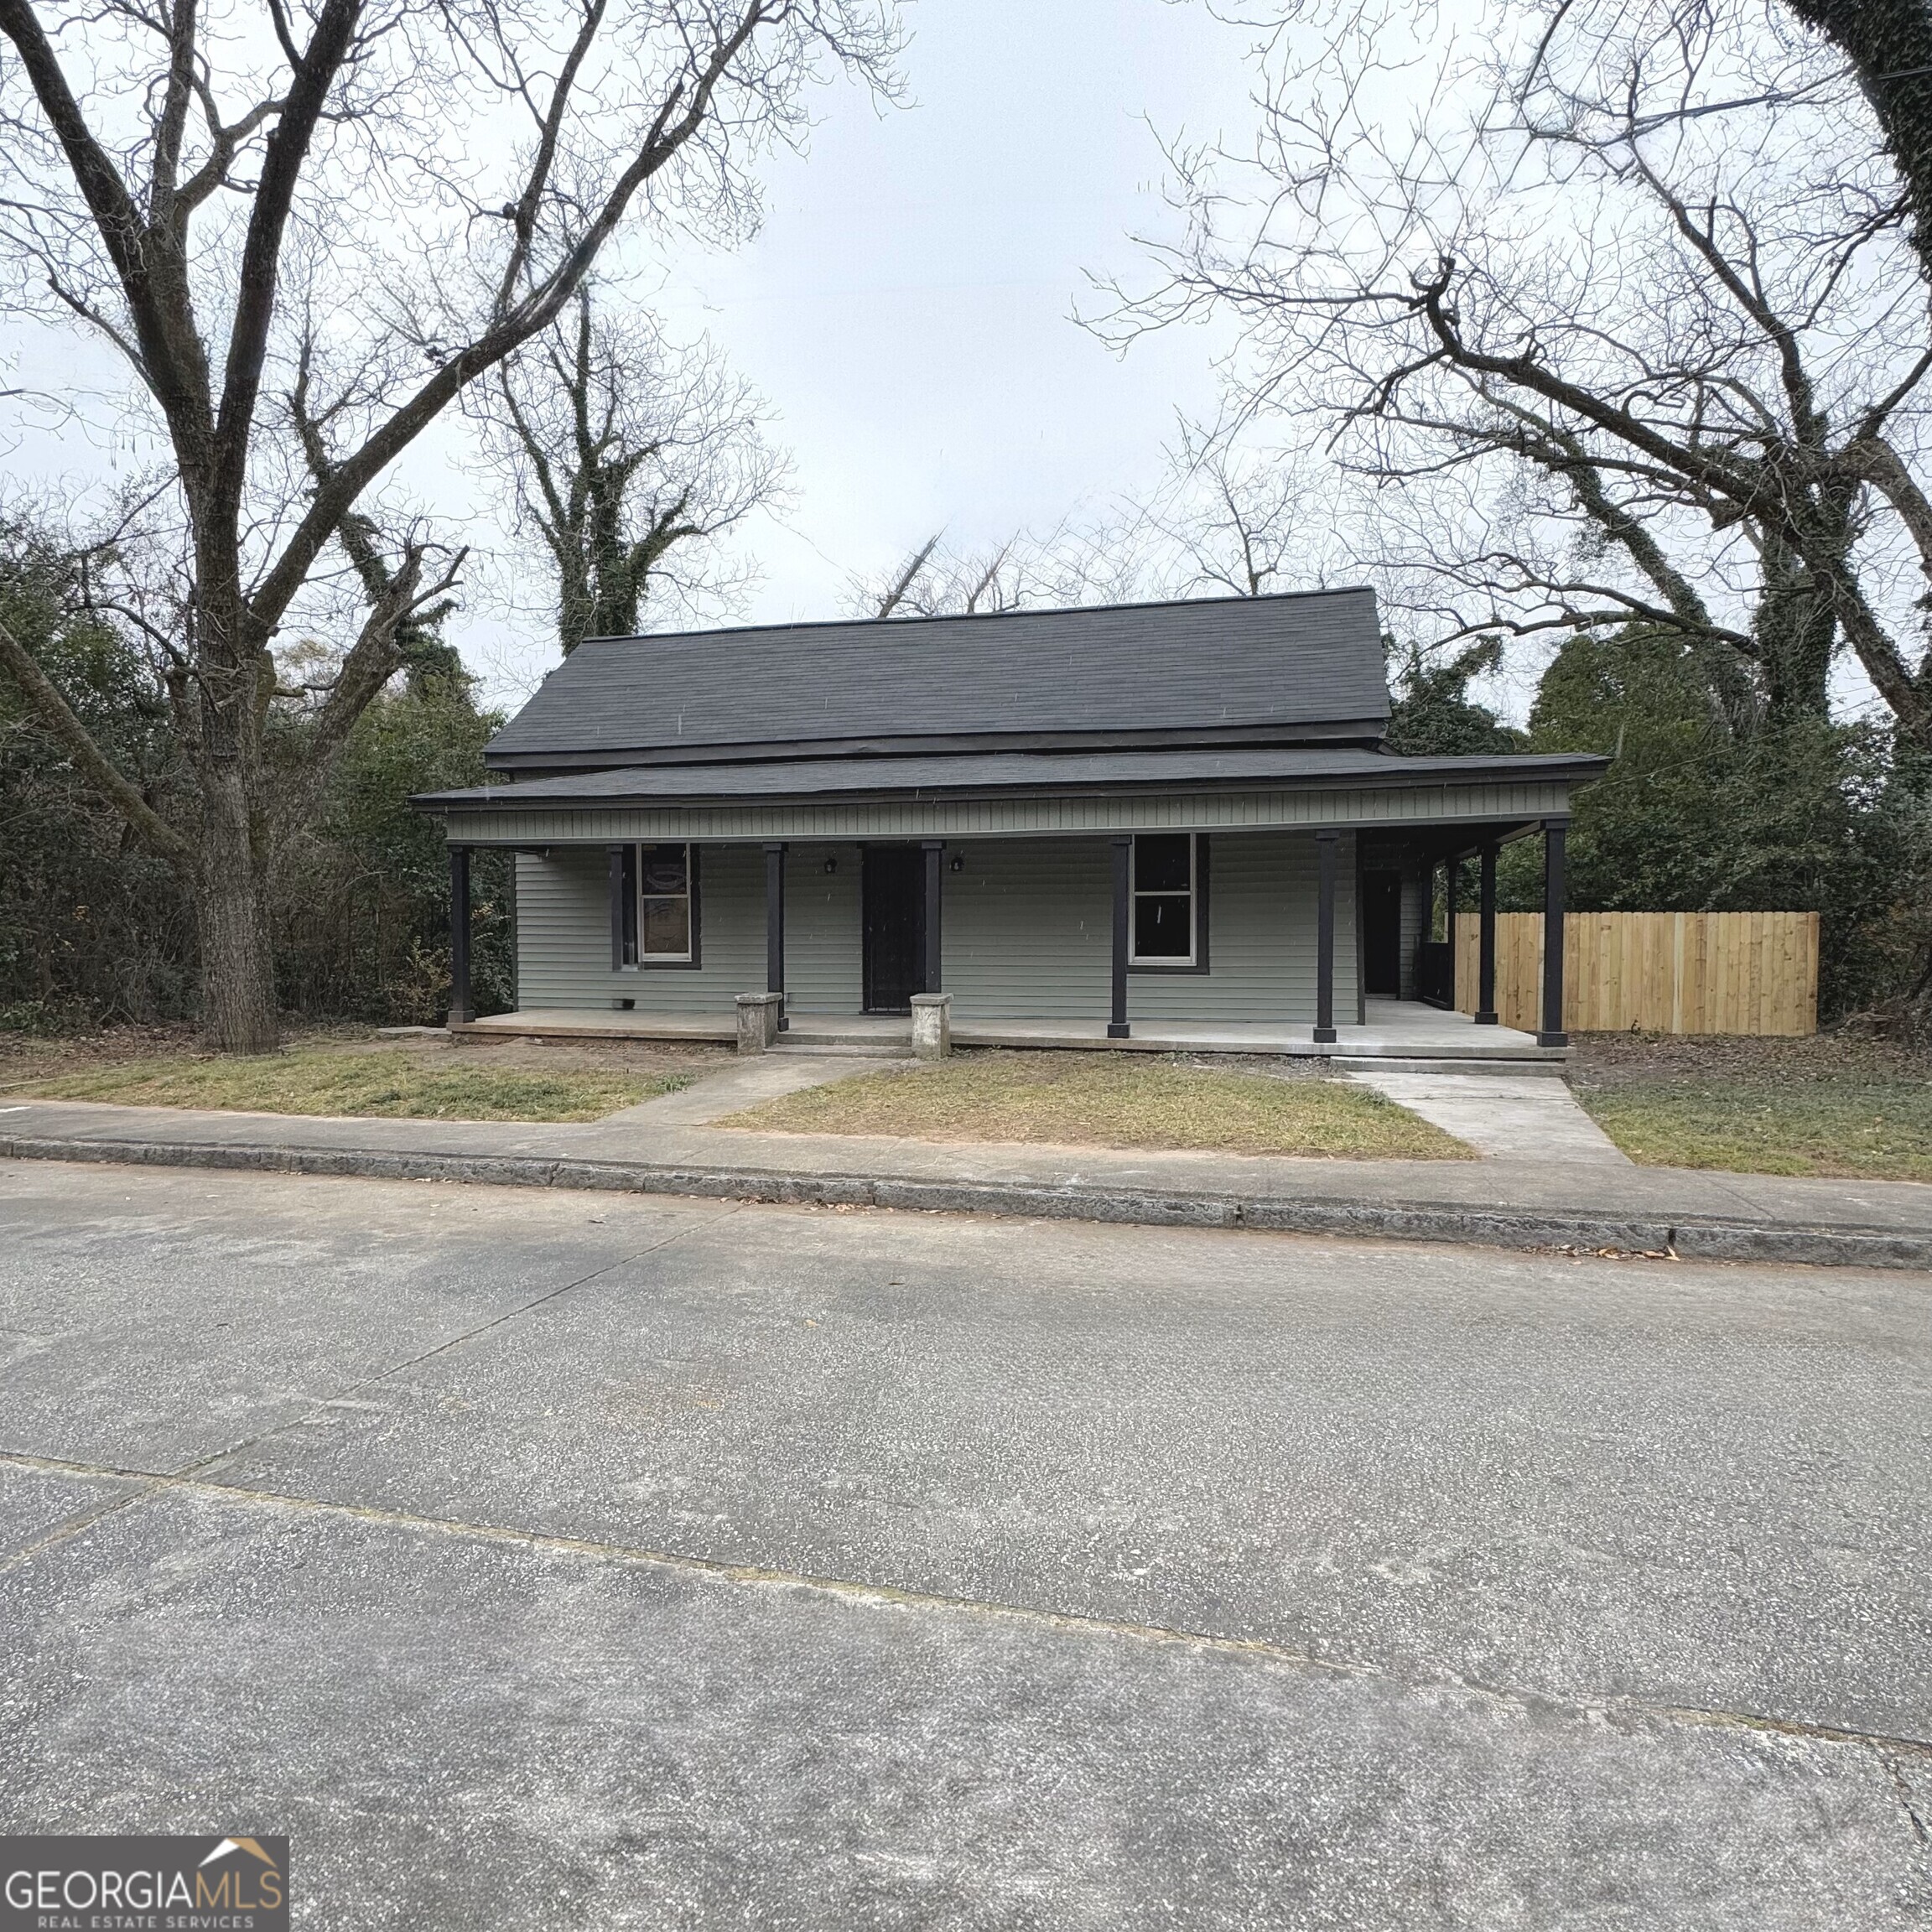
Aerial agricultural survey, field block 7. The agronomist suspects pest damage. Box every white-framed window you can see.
[637,841,695,963]
[1130,833,1198,966]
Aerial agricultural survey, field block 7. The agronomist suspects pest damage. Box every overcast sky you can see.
[0,0,1267,704]
[2,0,1898,730]
[459,0,1262,693]
[677,3,1253,581]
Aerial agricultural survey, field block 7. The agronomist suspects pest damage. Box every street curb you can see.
[5,1131,1929,1270]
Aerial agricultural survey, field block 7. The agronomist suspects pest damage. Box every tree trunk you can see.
[195,767,279,1052]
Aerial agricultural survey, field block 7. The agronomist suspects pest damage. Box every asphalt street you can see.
[2,1159,1928,1928]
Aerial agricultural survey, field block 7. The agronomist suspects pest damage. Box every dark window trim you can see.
[1128,832,1210,975]
[629,841,704,970]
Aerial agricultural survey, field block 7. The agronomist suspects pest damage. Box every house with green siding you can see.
[415,590,1603,1061]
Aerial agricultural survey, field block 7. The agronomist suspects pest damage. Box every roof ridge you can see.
[574,584,1376,651]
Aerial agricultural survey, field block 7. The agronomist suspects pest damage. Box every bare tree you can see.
[0,0,898,1048]
[1131,417,1364,600]
[1761,2,1932,288]
[852,433,1348,623]
[853,529,1098,617]
[1533,2,1932,351]
[1099,0,1932,745]
[483,286,786,654]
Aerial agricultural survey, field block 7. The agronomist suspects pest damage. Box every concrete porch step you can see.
[776,1020,914,1057]
[773,1037,909,1059]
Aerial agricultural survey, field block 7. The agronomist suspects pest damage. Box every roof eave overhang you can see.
[415,754,1610,816]
[480,715,1394,771]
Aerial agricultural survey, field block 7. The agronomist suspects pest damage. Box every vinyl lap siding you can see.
[514,843,861,1013]
[782,844,863,1012]
[941,842,1109,1020]
[1400,864,1426,1000]
[514,846,759,1011]
[943,832,1354,1023]
[517,832,1356,1023]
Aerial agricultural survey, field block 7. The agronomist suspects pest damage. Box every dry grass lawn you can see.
[720,1050,1472,1160]
[1571,1031,1932,1181]
[4,1026,727,1124]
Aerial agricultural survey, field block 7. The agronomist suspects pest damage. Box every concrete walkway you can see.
[596,1052,891,1129]
[1344,1068,1633,1166]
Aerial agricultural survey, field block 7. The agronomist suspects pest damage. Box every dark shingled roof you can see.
[422,745,1608,811]
[483,588,1391,767]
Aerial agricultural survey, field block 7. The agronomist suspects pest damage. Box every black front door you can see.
[863,845,925,1013]
[1363,868,1402,997]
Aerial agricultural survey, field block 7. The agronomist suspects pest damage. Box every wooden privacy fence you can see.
[1451,911,1819,1036]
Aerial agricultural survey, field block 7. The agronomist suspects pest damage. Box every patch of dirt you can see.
[428,1035,732,1081]
[1173,1052,1341,1083]
[0,1022,206,1087]
[1569,1029,1932,1093]
[947,1046,1339,1083]
[0,1020,732,1093]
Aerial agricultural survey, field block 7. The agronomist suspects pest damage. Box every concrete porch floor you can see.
[453,998,1565,1066]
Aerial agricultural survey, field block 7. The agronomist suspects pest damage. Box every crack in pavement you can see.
[0,1202,744,1581]
[5,1445,1929,1771]
[1888,1754,1932,1846]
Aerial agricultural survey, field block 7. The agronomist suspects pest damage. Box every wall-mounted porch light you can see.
[948,852,964,871]
[823,855,838,875]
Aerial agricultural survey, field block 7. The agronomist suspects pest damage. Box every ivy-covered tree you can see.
[486,289,785,655]
[1384,636,1526,756]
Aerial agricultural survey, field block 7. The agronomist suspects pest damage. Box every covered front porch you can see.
[451,996,1565,1066]
[427,747,1603,1067]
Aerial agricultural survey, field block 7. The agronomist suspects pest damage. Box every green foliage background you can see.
[1391,630,1932,1021]
[1,536,195,1029]
[1,521,512,1031]
[8,506,1931,1035]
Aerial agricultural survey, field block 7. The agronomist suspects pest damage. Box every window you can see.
[1130,834,1200,966]
[637,842,697,963]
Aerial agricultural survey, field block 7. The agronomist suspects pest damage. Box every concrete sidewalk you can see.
[6,1088,1932,1270]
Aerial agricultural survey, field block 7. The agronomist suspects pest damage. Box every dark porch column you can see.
[1539,818,1569,1046]
[921,839,944,994]
[449,844,473,1026]
[1314,828,1338,1045]
[1476,841,1499,1025]
[1445,854,1459,1010]
[607,844,627,972]
[1109,835,1131,1038]
[764,842,787,1031]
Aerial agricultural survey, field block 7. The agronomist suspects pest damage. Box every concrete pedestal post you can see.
[911,992,953,1060]
[735,991,784,1055]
